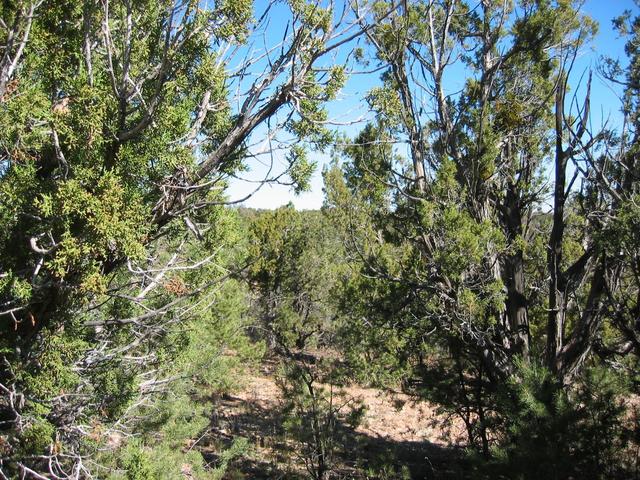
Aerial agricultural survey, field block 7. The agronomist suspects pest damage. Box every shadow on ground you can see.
[198,390,475,480]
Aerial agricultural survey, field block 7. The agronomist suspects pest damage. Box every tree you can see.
[244,206,342,352]
[0,0,372,476]
[326,0,640,470]
[594,3,640,371]
[243,206,365,480]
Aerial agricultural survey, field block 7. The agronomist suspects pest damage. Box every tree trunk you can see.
[501,181,530,359]
[547,76,568,373]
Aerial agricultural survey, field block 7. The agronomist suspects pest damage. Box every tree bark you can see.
[547,75,568,373]
[499,179,530,358]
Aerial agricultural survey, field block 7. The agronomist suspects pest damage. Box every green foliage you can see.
[323,1,640,478]
[287,145,317,194]
[245,206,342,352]
[0,0,639,479]
[0,0,266,476]
[209,437,250,480]
[486,363,633,480]
[99,276,258,480]
[244,204,367,479]
[90,361,138,420]
[18,419,55,455]
[120,442,154,480]
[278,360,365,480]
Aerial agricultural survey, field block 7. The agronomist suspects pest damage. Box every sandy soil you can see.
[197,358,467,479]
[237,372,465,446]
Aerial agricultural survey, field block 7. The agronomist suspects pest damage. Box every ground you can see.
[194,356,471,480]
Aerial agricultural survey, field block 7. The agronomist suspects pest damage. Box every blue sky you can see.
[226,0,639,210]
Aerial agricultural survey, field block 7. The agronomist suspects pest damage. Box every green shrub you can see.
[488,363,633,479]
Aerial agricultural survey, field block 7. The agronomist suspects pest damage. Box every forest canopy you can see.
[0,0,639,479]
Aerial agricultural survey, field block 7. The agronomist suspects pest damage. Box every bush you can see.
[488,363,635,480]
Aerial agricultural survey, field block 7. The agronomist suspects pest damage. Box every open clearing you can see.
[196,359,468,479]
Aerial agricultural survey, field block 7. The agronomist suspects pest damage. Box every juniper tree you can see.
[325,0,640,470]
[0,0,369,476]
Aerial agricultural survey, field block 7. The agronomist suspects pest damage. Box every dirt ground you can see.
[236,372,465,446]
[196,359,468,480]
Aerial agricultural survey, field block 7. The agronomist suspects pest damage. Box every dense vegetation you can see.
[0,0,639,478]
